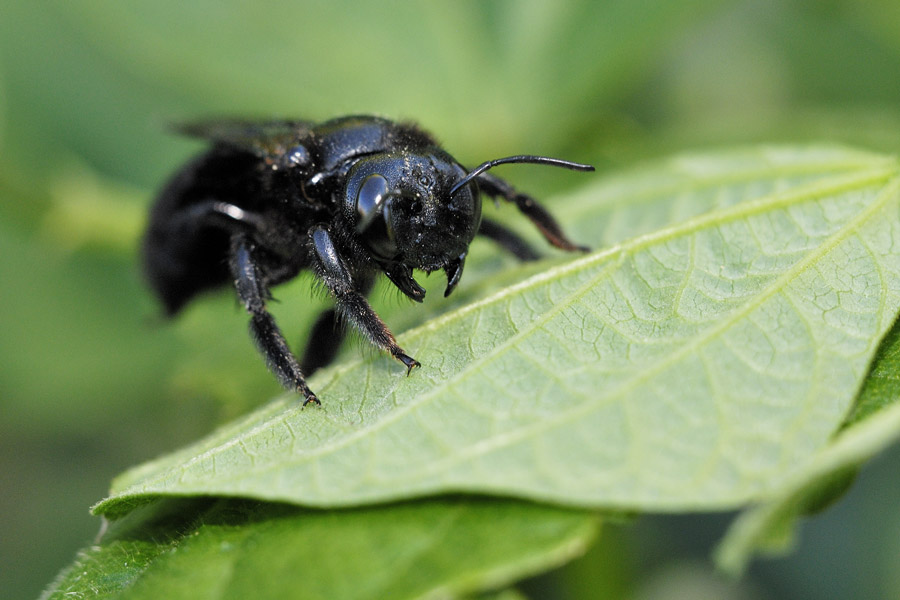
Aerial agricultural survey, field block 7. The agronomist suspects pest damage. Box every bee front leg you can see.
[475,172,589,253]
[230,234,320,406]
[309,225,420,374]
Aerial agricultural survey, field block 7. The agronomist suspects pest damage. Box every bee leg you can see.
[478,218,540,261]
[300,309,343,376]
[300,274,375,375]
[475,172,589,252]
[310,225,420,374]
[230,234,320,406]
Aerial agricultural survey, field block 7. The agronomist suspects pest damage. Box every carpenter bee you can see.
[143,116,593,406]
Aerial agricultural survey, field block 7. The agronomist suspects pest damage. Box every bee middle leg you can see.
[301,309,343,376]
[230,233,320,406]
[478,218,541,261]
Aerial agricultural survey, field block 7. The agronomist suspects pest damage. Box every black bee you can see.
[143,116,593,406]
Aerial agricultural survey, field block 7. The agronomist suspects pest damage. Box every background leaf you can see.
[844,313,900,427]
[95,146,900,517]
[42,498,597,600]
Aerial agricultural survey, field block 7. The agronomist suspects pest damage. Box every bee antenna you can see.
[450,155,594,196]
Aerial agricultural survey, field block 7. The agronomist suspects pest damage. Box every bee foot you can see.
[396,353,421,375]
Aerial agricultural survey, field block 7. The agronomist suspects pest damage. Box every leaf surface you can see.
[96,146,900,516]
[714,399,900,575]
[713,315,900,574]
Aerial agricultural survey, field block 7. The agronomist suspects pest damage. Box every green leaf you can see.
[95,146,900,517]
[844,313,900,426]
[469,590,529,600]
[713,399,900,575]
[712,309,900,575]
[43,498,597,600]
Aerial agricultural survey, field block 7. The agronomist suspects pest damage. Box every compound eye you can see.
[354,174,398,259]
[355,174,389,231]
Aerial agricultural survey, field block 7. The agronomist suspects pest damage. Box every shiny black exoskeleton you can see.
[143,116,592,405]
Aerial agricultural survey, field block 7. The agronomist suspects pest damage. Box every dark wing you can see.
[173,119,316,162]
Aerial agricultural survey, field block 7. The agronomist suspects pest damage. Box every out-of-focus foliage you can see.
[4,1,900,599]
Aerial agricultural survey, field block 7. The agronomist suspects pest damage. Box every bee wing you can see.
[173,119,316,161]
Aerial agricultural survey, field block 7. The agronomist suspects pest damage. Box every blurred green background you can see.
[3,1,900,598]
